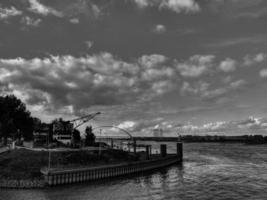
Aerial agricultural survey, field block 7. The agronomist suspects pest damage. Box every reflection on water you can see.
[1,143,267,200]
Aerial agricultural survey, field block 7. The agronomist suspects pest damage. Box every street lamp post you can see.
[98,129,102,156]
[47,131,51,170]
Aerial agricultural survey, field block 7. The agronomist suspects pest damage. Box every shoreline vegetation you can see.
[134,135,267,144]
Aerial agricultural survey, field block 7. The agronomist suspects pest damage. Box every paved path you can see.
[0,146,10,154]
[16,146,108,152]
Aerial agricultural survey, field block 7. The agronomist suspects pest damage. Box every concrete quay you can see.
[41,143,183,186]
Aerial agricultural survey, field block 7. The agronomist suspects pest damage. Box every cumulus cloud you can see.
[115,116,267,136]
[69,18,79,24]
[21,16,42,27]
[28,0,63,17]
[181,79,246,100]
[138,54,168,68]
[0,6,22,19]
[0,53,179,116]
[85,41,94,49]
[243,53,267,66]
[59,0,101,19]
[259,69,267,78]
[132,0,200,14]
[159,0,200,13]
[229,79,246,89]
[116,118,175,136]
[0,52,253,119]
[153,24,166,34]
[181,81,209,96]
[219,58,237,72]
[177,116,267,135]
[176,55,215,77]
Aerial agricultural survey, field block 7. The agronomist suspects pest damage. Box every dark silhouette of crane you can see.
[51,112,101,145]
[68,112,101,129]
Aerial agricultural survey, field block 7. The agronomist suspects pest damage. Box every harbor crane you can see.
[51,112,101,145]
[68,112,101,129]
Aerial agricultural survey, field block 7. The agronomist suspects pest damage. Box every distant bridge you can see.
[92,125,133,139]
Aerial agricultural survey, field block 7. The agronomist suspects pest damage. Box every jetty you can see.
[41,143,183,186]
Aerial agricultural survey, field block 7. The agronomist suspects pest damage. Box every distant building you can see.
[153,128,163,137]
[33,123,50,147]
[52,119,73,145]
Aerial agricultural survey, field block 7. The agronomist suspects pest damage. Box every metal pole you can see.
[48,131,51,170]
[98,129,102,156]
[48,150,51,169]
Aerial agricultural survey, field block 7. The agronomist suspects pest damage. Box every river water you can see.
[0,142,267,200]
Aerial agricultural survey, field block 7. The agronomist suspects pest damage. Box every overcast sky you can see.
[1,0,267,136]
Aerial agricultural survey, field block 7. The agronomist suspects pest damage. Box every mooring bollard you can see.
[160,144,167,157]
[177,142,183,162]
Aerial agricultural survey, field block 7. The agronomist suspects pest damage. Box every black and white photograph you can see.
[0,0,267,199]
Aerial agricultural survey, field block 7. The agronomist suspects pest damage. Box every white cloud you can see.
[159,0,200,13]
[21,16,42,27]
[153,24,166,34]
[181,81,209,96]
[0,52,254,120]
[0,6,22,19]
[85,41,94,49]
[201,88,228,100]
[243,53,267,66]
[181,79,246,100]
[229,79,246,89]
[133,0,200,14]
[116,118,176,136]
[151,80,175,95]
[138,54,167,68]
[177,116,267,135]
[59,1,101,19]
[117,121,136,131]
[259,69,267,78]
[69,18,79,24]
[176,55,215,77]
[219,58,237,72]
[0,53,178,116]
[28,0,63,17]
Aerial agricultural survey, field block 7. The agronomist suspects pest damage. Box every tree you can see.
[0,95,34,144]
[72,129,81,146]
[84,126,95,146]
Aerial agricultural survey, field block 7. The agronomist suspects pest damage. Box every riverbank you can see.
[132,135,267,143]
[0,143,183,188]
[1,148,139,175]
[0,147,146,188]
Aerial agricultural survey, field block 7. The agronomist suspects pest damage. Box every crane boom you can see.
[68,112,101,129]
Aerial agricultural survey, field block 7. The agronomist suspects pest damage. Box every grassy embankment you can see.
[0,148,138,180]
